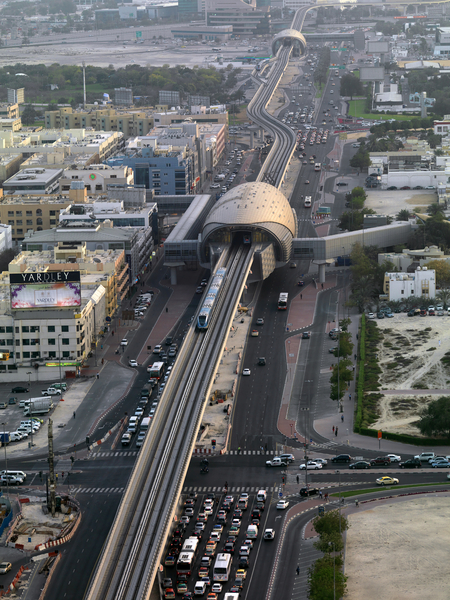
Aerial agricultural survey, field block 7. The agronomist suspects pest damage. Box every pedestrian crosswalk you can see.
[183,485,278,493]
[71,487,125,494]
[90,451,138,458]
[224,450,276,456]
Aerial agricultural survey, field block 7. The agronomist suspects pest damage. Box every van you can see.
[194,581,206,596]
[256,489,267,502]
[0,470,26,481]
[246,524,258,539]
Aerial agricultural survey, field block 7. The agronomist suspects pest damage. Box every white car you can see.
[299,461,323,470]
[263,528,275,540]
[129,360,138,368]
[211,583,222,593]
[153,345,162,354]
[386,453,401,463]
[242,368,251,376]
[367,312,375,319]
[120,339,128,346]
[276,500,289,510]
[313,457,328,466]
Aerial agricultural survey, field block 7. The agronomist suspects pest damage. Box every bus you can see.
[224,595,240,600]
[304,196,312,208]
[278,293,288,310]
[314,163,321,172]
[212,47,221,51]
[149,362,165,380]
[177,537,199,576]
[213,553,232,582]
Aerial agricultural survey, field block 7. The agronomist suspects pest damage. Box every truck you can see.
[265,457,287,468]
[24,398,53,415]
[41,387,61,396]
[0,432,10,445]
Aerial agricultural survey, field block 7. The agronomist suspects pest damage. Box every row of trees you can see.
[338,186,379,232]
[314,46,331,88]
[0,62,242,106]
[330,318,354,406]
[308,511,348,600]
[340,73,364,101]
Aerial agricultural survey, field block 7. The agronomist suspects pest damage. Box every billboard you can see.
[10,271,81,309]
[359,67,385,82]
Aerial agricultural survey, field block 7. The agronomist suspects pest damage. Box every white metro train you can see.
[197,268,227,331]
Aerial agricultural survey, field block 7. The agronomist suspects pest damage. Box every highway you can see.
[86,246,255,600]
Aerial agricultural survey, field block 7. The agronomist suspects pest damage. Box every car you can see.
[120,339,128,346]
[431,459,450,468]
[386,454,401,463]
[211,584,222,593]
[165,588,175,599]
[415,452,435,462]
[153,344,162,354]
[258,357,266,366]
[0,475,23,485]
[0,562,11,574]
[305,180,310,184]
[399,458,421,469]
[180,515,190,525]
[299,461,322,470]
[8,397,17,405]
[264,528,275,540]
[235,569,247,582]
[129,359,138,368]
[121,433,132,446]
[426,185,435,190]
[256,318,264,325]
[413,185,424,190]
[242,368,251,376]
[400,186,410,190]
[349,461,371,469]
[299,487,319,497]
[387,186,397,190]
[163,578,173,589]
[11,386,29,393]
[370,456,391,467]
[196,286,204,294]
[277,500,289,510]
[206,594,217,600]
[313,457,328,466]
[331,454,352,463]
[376,476,399,486]
[377,312,385,319]
[229,525,240,537]
[329,346,337,354]
[367,312,375,319]
[251,330,259,337]
[336,182,348,187]
[302,331,311,339]
[164,555,175,566]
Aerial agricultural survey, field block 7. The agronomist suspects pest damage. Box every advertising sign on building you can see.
[9,271,81,309]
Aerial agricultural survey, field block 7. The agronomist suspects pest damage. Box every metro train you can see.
[197,268,227,330]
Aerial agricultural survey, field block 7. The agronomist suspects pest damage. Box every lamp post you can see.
[26,371,31,389]
[57,334,62,387]
[336,469,341,535]
[26,371,33,448]
[1,422,8,501]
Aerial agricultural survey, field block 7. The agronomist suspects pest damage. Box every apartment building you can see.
[44,107,154,138]
[59,165,133,195]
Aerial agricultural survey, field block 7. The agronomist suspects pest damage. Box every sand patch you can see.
[368,316,450,435]
[345,496,450,600]
[365,189,436,216]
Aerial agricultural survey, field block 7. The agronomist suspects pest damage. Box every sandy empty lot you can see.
[365,189,436,216]
[369,315,450,436]
[345,496,450,600]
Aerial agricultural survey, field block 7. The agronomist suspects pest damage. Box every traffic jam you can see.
[161,489,277,598]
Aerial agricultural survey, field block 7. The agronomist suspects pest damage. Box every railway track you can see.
[86,245,255,600]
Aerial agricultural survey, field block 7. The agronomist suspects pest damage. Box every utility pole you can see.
[48,419,56,517]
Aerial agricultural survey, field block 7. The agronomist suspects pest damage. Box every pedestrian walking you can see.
[325,492,328,502]
[335,427,338,436]
[296,475,299,484]
[96,373,100,379]
[349,393,351,401]
[341,414,344,422]
[73,411,76,419]
[296,566,300,575]
[300,293,302,300]
[238,446,241,455]
[319,490,323,499]
[166,307,168,313]
[332,425,335,433]
[354,354,357,361]
[260,446,264,454]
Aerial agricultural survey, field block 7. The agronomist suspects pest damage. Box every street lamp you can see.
[1,422,8,500]
[336,469,341,535]
[26,371,31,389]
[57,334,63,388]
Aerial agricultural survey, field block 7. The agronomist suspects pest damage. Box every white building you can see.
[383,267,435,301]
[0,224,12,252]
[59,165,133,195]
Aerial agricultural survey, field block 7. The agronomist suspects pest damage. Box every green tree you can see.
[396,209,411,221]
[330,358,353,402]
[423,260,450,287]
[340,73,363,100]
[349,150,371,172]
[418,396,450,437]
[308,554,347,600]
[21,104,36,125]
[437,288,450,308]
[332,332,353,359]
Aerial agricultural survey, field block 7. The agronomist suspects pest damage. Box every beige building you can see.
[0,153,26,184]
[153,109,228,128]
[59,164,133,195]
[45,107,154,137]
[0,118,22,131]
[0,245,129,381]
[0,103,20,120]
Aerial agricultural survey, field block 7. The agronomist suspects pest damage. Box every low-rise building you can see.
[378,246,448,272]
[21,219,152,285]
[0,224,12,252]
[3,168,64,196]
[44,107,154,138]
[59,165,133,195]
[0,245,129,382]
[383,266,435,301]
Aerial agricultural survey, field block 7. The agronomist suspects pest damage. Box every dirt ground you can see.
[371,315,450,436]
[365,189,437,216]
[345,496,450,600]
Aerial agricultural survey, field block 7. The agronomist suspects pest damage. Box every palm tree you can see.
[437,288,450,308]
[396,209,411,221]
